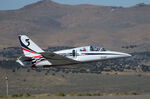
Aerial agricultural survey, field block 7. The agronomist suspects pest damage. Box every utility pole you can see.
[5,75,8,97]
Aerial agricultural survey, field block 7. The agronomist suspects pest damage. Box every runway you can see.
[1,95,150,99]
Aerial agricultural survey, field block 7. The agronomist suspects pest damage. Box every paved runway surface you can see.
[1,95,150,99]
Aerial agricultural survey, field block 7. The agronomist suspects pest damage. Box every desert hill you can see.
[0,0,150,52]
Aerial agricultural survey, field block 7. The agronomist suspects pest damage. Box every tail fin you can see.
[18,35,44,57]
[18,35,52,67]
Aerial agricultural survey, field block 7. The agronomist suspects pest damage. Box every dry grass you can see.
[1,68,150,97]
[102,71,150,76]
[0,91,140,98]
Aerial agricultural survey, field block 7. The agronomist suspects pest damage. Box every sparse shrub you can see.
[137,74,142,77]
[24,93,31,97]
[66,92,102,96]
[11,94,23,97]
[112,92,138,96]
[82,93,92,96]
[26,93,31,97]
[67,92,81,96]
[61,74,64,78]
[131,91,138,95]
[34,94,49,97]
[76,93,82,96]
[115,92,129,95]
[56,92,65,96]
[23,79,26,82]
[45,73,48,75]
[92,92,102,96]
[12,69,15,72]
[27,69,30,72]
[52,73,55,76]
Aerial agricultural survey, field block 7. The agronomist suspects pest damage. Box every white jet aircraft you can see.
[16,35,131,68]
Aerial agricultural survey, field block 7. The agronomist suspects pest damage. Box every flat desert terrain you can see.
[1,95,150,99]
[1,68,150,96]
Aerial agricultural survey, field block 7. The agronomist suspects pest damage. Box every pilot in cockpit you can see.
[90,46,107,51]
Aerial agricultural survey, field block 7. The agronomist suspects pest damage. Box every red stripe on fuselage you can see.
[22,47,38,54]
[22,47,43,58]
[32,55,43,58]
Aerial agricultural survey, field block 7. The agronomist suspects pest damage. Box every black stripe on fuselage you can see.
[82,53,122,55]
[59,53,122,56]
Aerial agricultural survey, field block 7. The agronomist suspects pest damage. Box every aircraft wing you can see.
[40,52,79,66]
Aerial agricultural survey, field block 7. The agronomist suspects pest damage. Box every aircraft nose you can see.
[120,52,132,57]
[106,51,132,59]
[124,53,132,57]
[111,51,132,58]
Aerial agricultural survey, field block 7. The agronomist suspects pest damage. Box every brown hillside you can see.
[0,0,150,52]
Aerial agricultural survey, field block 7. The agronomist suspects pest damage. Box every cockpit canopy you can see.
[90,46,107,51]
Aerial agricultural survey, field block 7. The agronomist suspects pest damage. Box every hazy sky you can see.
[53,0,150,7]
[0,0,150,10]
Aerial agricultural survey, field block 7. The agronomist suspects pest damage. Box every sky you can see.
[53,0,150,7]
[0,0,150,10]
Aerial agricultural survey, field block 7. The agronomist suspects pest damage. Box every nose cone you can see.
[121,53,132,57]
[114,51,132,58]
[108,51,132,59]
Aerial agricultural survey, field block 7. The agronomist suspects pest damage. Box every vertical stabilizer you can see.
[18,35,44,57]
[18,35,52,67]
